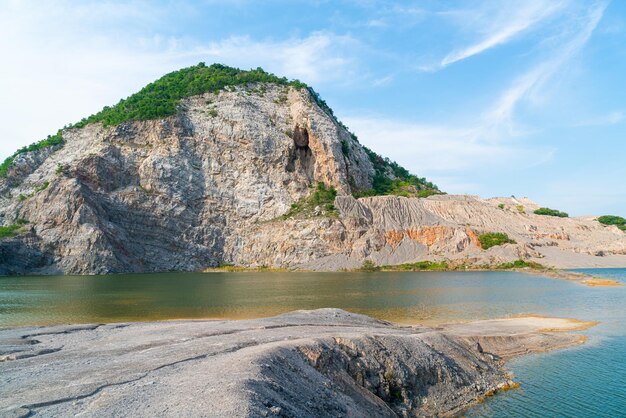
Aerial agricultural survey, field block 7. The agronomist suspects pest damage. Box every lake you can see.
[0,269,624,417]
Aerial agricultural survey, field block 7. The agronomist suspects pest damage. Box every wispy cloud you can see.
[435,1,567,69]
[478,2,607,140]
[342,2,607,196]
[343,116,554,171]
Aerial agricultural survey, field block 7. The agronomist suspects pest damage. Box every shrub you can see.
[280,182,338,219]
[208,108,218,117]
[417,189,441,198]
[340,140,350,157]
[35,181,49,192]
[0,132,63,177]
[496,259,545,270]
[534,207,568,218]
[597,215,626,226]
[360,260,380,272]
[598,215,626,232]
[0,219,29,239]
[498,203,505,209]
[516,205,525,214]
[478,232,516,250]
[56,164,65,175]
[382,261,449,271]
[353,146,441,198]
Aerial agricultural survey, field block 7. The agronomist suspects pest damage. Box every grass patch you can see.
[381,261,449,271]
[358,260,380,272]
[205,264,288,272]
[534,207,568,217]
[35,181,49,192]
[495,259,545,270]
[280,182,338,220]
[0,219,29,239]
[478,232,516,250]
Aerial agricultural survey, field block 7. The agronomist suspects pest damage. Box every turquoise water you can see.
[0,269,624,416]
[467,268,626,418]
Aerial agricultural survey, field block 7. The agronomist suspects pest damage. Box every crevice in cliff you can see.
[286,125,315,183]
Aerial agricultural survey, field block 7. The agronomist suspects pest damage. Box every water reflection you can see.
[1,270,623,328]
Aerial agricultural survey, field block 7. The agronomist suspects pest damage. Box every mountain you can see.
[0,63,624,275]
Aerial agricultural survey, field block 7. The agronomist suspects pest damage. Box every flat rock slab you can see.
[0,309,591,417]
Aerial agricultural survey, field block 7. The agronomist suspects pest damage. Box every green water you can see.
[0,270,603,328]
[0,269,624,417]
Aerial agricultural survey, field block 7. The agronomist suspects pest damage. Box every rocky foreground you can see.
[0,309,593,417]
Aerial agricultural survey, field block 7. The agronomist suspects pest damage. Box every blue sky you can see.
[0,0,624,216]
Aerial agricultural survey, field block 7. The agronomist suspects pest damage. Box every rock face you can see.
[0,309,589,417]
[0,82,625,275]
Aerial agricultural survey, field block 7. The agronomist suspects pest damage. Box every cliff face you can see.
[0,77,625,275]
[0,84,378,274]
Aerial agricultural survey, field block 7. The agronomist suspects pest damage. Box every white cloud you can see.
[343,116,554,169]
[0,1,361,161]
[479,2,607,140]
[191,33,359,85]
[436,1,567,69]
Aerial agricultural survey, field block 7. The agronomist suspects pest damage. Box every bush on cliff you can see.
[598,215,626,231]
[0,132,63,177]
[478,232,516,250]
[533,207,569,218]
[281,182,338,220]
[496,259,545,270]
[353,146,441,198]
[0,219,29,239]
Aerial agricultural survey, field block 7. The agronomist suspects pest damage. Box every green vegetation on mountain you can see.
[353,146,441,197]
[495,259,545,269]
[478,232,516,250]
[598,215,626,231]
[280,182,338,220]
[533,207,569,218]
[0,63,436,195]
[0,132,63,177]
[0,219,29,239]
[71,63,307,128]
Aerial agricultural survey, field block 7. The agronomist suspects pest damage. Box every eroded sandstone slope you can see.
[243,194,626,270]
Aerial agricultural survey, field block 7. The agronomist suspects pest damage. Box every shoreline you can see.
[0,309,595,417]
[204,263,624,287]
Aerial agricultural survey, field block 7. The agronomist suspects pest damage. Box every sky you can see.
[0,0,624,216]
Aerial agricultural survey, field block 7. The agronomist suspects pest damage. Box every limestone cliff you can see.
[0,65,624,274]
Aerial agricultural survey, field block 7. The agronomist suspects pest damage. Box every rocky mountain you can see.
[0,63,625,275]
